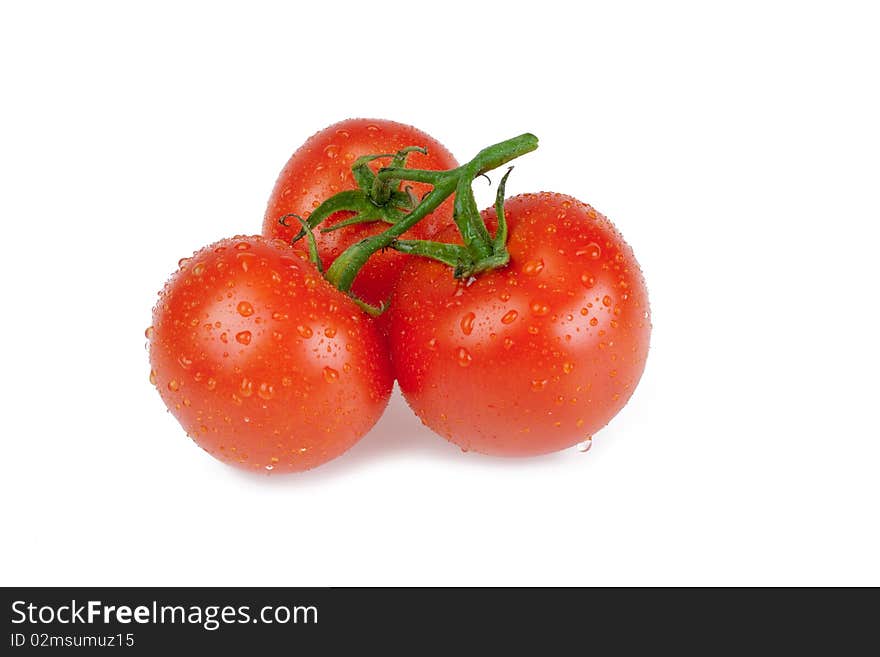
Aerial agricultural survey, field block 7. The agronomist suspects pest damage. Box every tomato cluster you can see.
[148,119,651,473]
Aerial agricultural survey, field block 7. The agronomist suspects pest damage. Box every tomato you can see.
[263,118,458,309]
[147,236,393,473]
[389,193,651,456]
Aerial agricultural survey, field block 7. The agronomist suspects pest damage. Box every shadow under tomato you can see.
[329,386,467,466]
[224,385,574,485]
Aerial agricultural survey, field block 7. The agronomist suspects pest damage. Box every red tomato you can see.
[148,236,393,473]
[263,118,458,309]
[389,193,651,456]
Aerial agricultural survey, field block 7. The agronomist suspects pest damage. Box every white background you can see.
[1,1,878,586]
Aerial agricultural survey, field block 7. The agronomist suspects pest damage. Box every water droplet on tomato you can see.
[296,325,313,339]
[257,382,275,400]
[237,252,255,272]
[168,379,180,392]
[530,301,549,316]
[265,464,274,471]
[501,310,518,324]
[531,379,548,391]
[580,273,596,288]
[426,337,438,351]
[325,327,337,338]
[149,369,157,385]
[192,263,205,276]
[144,326,154,339]
[527,325,540,335]
[178,355,193,369]
[503,337,514,350]
[590,317,599,327]
[272,311,288,321]
[562,361,574,374]
[280,255,300,269]
[460,312,476,335]
[235,330,252,345]
[237,301,254,317]
[523,259,544,275]
[456,347,472,367]
[240,378,254,397]
[206,378,217,391]
[324,144,339,159]
[577,437,593,452]
[603,295,613,307]
[577,243,602,259]
[235,241,250,250]
[323,366,339,383]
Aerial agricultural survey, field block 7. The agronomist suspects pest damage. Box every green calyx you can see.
[287,146,427,242]
[291,133,539,313]
[389,166,515,278]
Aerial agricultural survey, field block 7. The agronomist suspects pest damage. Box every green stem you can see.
[324,177,457,291]
[324,133,537,293]
[492,167,514,252]
[288,146,430,243]
[372,146,427,205]
[390,239,472,268]
[288,190,372,242]
[453,171,493,260]
[375,133,537,184]
[285,215,324,273]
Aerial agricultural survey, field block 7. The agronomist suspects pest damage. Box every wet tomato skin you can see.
[148,236,393,473]
[263,118,458,309]
[389,193,651,456]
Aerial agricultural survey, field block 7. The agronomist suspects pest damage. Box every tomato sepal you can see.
[389,239,472,269]
[324,134,538,295]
